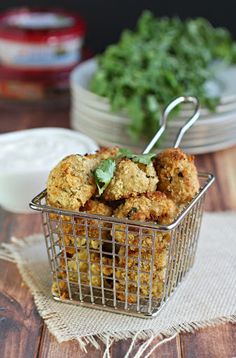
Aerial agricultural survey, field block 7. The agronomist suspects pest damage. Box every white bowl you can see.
[0,128,98,213]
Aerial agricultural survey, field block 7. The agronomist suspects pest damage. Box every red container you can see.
[0,8,86,101]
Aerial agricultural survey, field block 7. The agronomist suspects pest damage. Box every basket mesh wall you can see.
[41,195,204,317]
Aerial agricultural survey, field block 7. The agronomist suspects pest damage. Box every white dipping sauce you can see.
[0,127,98,213]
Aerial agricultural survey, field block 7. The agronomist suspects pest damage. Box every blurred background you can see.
[0,0,235,53]
[1,0,236,213]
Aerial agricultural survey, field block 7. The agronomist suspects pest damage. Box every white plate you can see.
[71,59,236,154]
[72,93,236,128]
[72,118,236,147]
[72,110,236,153]
[71,58,236,110]
[72,102,236,139]
[72,116,236,154]
[72,102,236,141]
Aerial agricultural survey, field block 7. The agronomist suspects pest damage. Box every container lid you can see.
[0,8,86,43]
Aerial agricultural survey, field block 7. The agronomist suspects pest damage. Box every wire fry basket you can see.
[30,173,213,318]
[30,96,215,318]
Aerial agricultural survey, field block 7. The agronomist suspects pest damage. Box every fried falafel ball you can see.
[113,192,177,249]
[47,154,99,211]
[104,158,158,201]
[154,148,200,205]
[94,146,120,161]
[47,147,120,210]
[113,192,176,302]
[116,277,164,304]
[60,199,113,254]
[52,249,113,299]
[85,146,119,162]
[116,246,167,303]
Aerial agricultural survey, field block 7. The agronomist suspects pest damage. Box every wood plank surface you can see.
[180,323,236,358]
[0,106,236,357]
[0,213,42,358]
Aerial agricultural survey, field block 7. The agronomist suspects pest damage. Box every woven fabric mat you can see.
[1,212,236,355]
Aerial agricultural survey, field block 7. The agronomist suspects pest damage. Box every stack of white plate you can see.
[70,58,236,154]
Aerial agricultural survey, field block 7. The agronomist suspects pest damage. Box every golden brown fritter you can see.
[86,146,119,161]
[67,249,113,283]
[113,192,177,248]
[81,198,113,216]
[104,158,158,201]
[59,200,112,253]
[52,249,113,299]
[47,146,199,306]
[116,278,164,303]
[47,147,120,211]
[95,146,120,160]
[47,154,99,211]
[116,246,167,303]
[51,280,68,300]
[115,192,176,224]
[154,148,200,205]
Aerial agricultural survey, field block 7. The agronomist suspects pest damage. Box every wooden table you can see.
[0,105,236,358]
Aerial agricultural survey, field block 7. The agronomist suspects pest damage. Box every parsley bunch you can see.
[90,11,236,142]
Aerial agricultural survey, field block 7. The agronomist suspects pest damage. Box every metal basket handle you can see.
[143,96,200,154]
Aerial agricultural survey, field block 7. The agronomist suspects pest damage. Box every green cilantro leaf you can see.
[94,159,116,196]
[131,153,156,165]
[117,148,156,165]
[116,148,133,158]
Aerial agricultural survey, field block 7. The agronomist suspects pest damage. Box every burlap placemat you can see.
[1,212,236,356]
